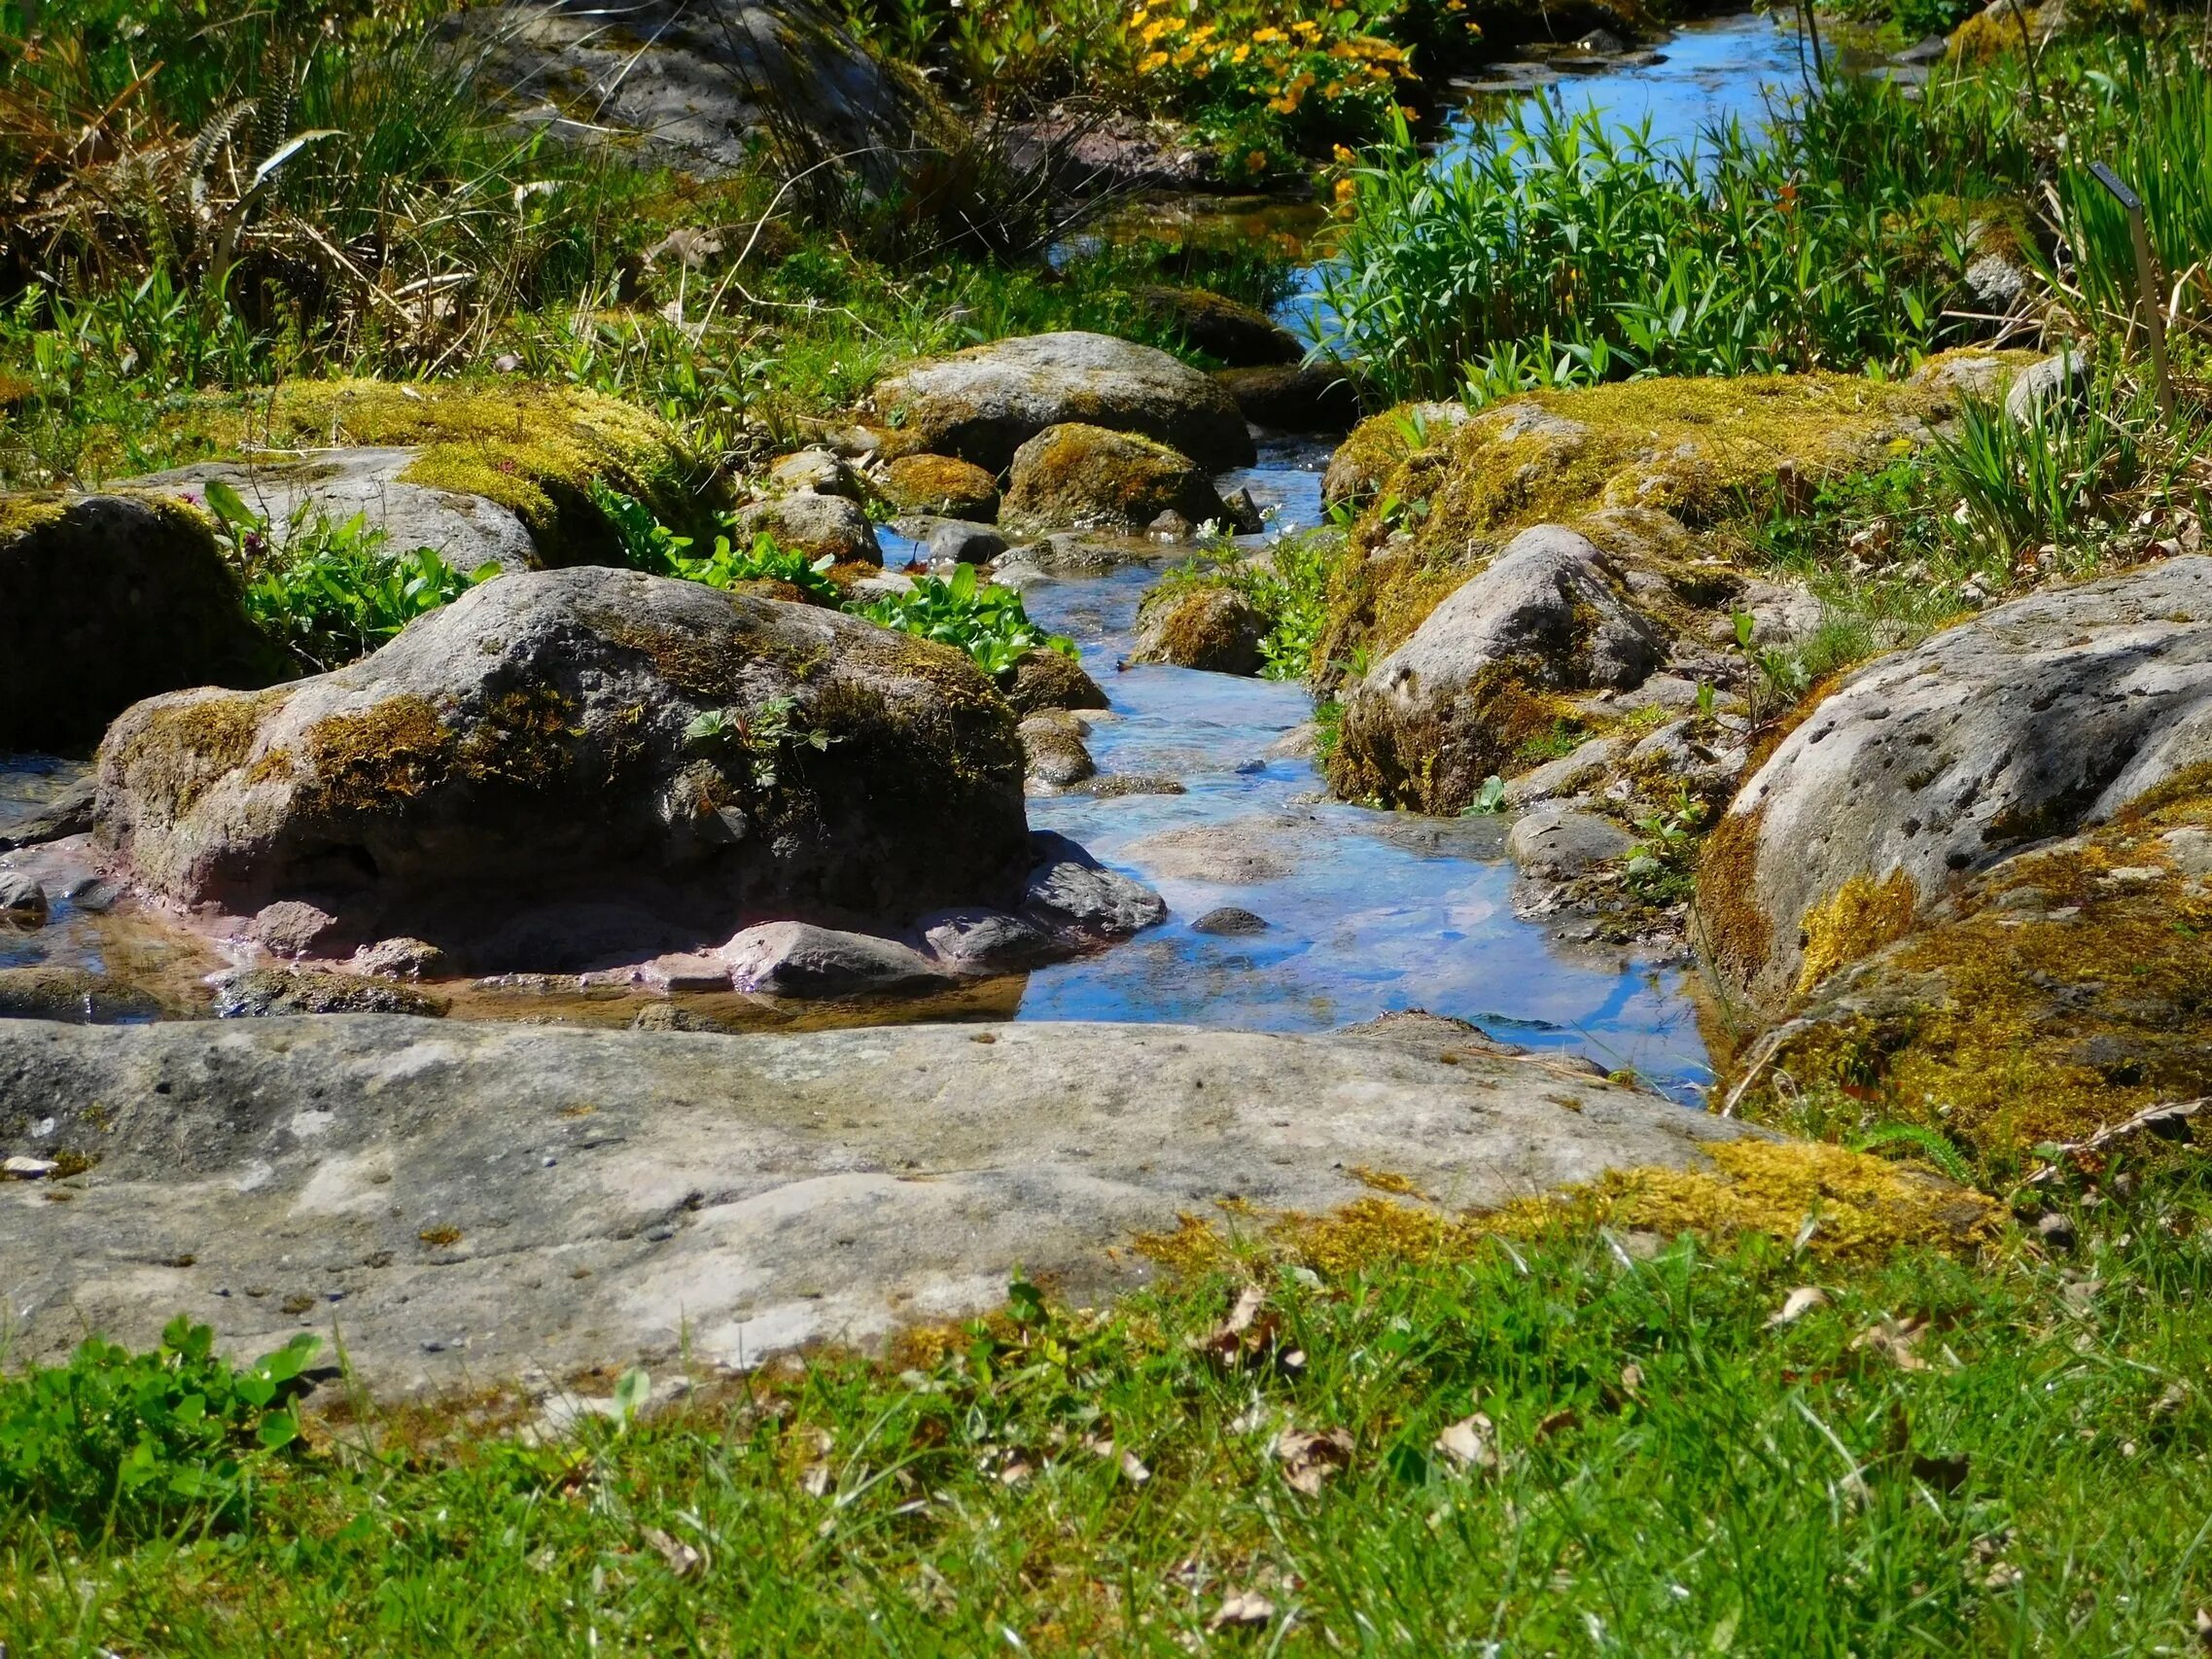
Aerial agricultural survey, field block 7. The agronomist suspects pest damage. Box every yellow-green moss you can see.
[879,453,1001,517]
[1001,424,1213,533]
[1696,804,1774,991]
[1735,790,2212,1182]
[1136,1136,1995,1276]
[105,689,288,819]
[295,695,459,818]
[1795,869,1919,997]
[1326,659,1583,813]
[0,493,69,544]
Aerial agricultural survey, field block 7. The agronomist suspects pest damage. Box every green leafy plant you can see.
[202,479,496,672]
[1625,790,1709,903]
[1460,774,1507,816]
[675,530,844,604]
[858,562,1075,679]
[0,1316,318,1544]
[592,477,695,574]
[684,696,840,793]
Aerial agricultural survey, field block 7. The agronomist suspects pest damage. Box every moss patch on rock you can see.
[880,453,1001,520]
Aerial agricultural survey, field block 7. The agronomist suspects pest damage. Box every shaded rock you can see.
[1704,555,2212,1009]
[767,448,863,499]
[1502,736,1620,809]
[629,1002,737,1033]
[881,453,1001,520]
[0,1015,1766,1390]
[456,0,947,182]
[352,937,447,979]
[1021,830,1168,937]
[94,566,1031,967]
[1193,905,1268,935]
[1964,251,2030,316]
[923,521,1008,565]
[247,900,339,957]
[0,967,163,1022]
[1506,806,1633,879]
[1131,583,1268,675]
[126,448,540,577]
[733,493,882,564]
[1330,525,1666,814]
[1001,424,1233,536]
[1068,774,1186,799]
[213,968,448,1018]
[2004,349,2088,426]
[0,776,96,852]
[871,332,1255,474]
[918,906,1059,972]
[1135,286,1301,367]
[725,921,958,997]
[0,870,49,925]
[1214,363,1366,434]
[1003,648,1109,717]
[1003,113,1220,194]
[1,495,278,754]
[1021,713,1097,789]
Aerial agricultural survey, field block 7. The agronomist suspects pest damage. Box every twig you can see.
[2025,1096,2210,1183]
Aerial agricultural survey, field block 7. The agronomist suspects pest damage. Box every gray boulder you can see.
[918,906,1060,972]
[1214,363,1367,434]
[766,448,865,499]
[1001,423,1234,536]
[1329,525,1666,814]
[1134,286,1302,367]
[732,492,882,564]
[881,454,1001,521]
[871,333,1256,473]
[92,566,1030,967]
[1003,647,1109,717]
[2004,349,2088,426]
[1505,806,1634,880]
[125,449,540,576]
[2,495,278,753]
[923,521,1008,565]
[1021,830,1168,937]
[1706,554,2212,1008]
[0,1015,1766,1391]
[725,921,957,997]
[1130,583,1268,675]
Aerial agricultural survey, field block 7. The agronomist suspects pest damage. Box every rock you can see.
[1003,648,1108,717]
[1021,713,1097,789]
[1130,583,1269,675]
[1329,525,1666,814]
[1506,806,1634,879]
[1021,830,1168,938]
[766,448,863,499]
[732,493,882,564]
[2004,349,2089,427]
[1266,723,1320,761]
[1134,286,1302,367]
[0,870,48,925]
[1214,364,1366,434]
[629,1002,735,1033]
[1001,424,1235,536]
[918,907,1059,972]
[1193,906,1269,935]
[881,454,1001,520]
[871,332,1255,474]
[1025,533,1158,576]
[2036,1211,2077,1251]
[1964,251,2030,316]
[247,900,338,957]
[1897,33,1950,62]
[1,495,278,753]
[2,1156,56,1180]
[1703,555,2212,1008]
[923,521,1008,565]
[94,566,1032,968]
[1950,0,2067,60]
[455,0,947,182]
[0,776,96,852]
[642,951,735,993]
[0,1014,1766,1390]
[213,968,449,1018]
[1003,113,1220,194]
[724,921,958,998]
[0,967,164,1022]
[1502,737,1621,808]
[1223,486,1265,535]
[352,937,447,979]
[1068,774,1185,799]
[845,569,916,603]
[1321,401,1469,510]
[1126,820,1295,885]
[125,448,541,578]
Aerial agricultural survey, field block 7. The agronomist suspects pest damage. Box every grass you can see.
[7,1170,2212,1652]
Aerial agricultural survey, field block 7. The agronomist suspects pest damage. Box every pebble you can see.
[2,1155,57,1179]
[0,870,49,925]
[1193,907,1269,936]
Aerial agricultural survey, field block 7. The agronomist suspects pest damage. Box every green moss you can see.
[294,695,459,819]
[104,688,289,820]
[0,493,69,543]
[879,453,1001,517]
[1696,804,1774,993]
[1795,869,1920,997]
[1325,660,1578,814]
[1001,423,1215,533]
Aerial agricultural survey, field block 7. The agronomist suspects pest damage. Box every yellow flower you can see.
[1139,48,1170,68]
[1332,143,1355,161]
[1191,19,1216,38]
[1291,18,1320,36]
[1246,149,1269,169]
[1141,18,1171,40]
[1231,41,1251,60]
[1252,25,1283,41]
[1334,175,1357,201]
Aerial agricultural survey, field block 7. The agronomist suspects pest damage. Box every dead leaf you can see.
[2194,1606,2212,1650]
[1086,1436,1150,1483]
[1433,1413,1495,1470]
[1273,1425,1354,1496]
[999,1460,1033,1487]
[800,1463,831,1499]
[1619,1363,1644,1401]
[1851,1316,1929,1371]
[1208,1589,1276,1631]
[1767,1287,1828,1326]
[1534,1408,1580,1442]
[641,1526,702,1578]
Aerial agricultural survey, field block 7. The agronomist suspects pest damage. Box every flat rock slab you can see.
[0,1017,1758,1395]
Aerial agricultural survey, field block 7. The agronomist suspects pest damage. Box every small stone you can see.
[642,952,735,994]
[1193,907,1268,935]
[923,521,1008,565]
[352,936,447,979]
[766,448,861,499]
[248,900,339,958]
[0,870,49,925]
[1148,510,1193,538]
[64,877,120,913]
[2,1155,57,1179]
[2036,1211,2078,1252]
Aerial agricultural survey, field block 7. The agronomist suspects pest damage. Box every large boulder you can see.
[871,333,1256,473]
[1329,525,1666,814]
[1702,555,2212,1010]
[1003,647,1109,716]
[1001,423,1234,536]
[92,566,1031,966]
[1,495,279,753]
[1216,363,1367,435]
[1131,583,1269,674]
[880,453,1001,521]
[1135,286,1302,367]
[455,0,948,181]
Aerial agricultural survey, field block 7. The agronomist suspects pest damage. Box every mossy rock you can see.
[144,379,719,568]
[1133,285,1301,368]
[0,493,282,754]
[94,567,1031,969]
[1320,400,1469,512]
[1001,423,1231,536]
[1003,648,1108,717]
[880,453,1001,521]
[1130,582,1269,675]
[1726,785,2212,1188]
